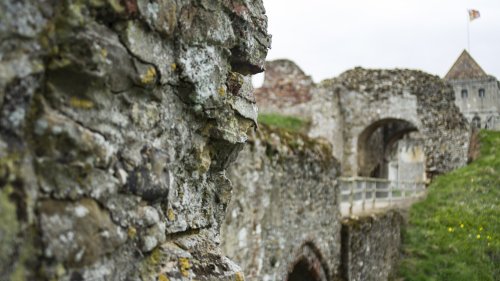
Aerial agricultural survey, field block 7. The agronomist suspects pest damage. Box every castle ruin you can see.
[0,1,478,281]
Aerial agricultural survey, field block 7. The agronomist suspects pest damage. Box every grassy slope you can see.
[397,130,500,281]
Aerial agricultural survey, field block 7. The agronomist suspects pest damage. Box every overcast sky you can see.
[255,0,500,85]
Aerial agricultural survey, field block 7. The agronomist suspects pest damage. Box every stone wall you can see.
[255,60,315,113]
[221,126,341,281]
[0,1,270,280]
[340,211,404,281]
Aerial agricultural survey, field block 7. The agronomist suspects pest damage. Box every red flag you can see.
[468,9,480,21]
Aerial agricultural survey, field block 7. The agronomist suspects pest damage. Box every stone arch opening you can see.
[357,118,425,181]
[287,258,322,281]
[285,243,328,281]
[472,115,481,128]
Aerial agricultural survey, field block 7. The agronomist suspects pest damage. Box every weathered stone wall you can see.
[255,60,315,114]
[340,211,404,281]
[221,126,341,281]
[0,1,270,280]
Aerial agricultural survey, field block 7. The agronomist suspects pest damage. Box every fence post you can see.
[402,181,406,199]
[349,181,353,215]
[389,181,393,206]
[361,180,366,211]
[372,181,376,209]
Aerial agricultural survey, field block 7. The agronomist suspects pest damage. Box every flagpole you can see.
[467,10,470,52]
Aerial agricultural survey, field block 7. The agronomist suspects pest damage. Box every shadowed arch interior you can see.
[357,118,418,178]
[285,242,329,281]
[287,258,322,281]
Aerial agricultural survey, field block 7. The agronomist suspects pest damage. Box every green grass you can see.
[257,113,309,133]
[397,130,500,281]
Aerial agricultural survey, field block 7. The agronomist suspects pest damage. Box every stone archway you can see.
[356,118,421,179]
[285,243,329,281]
[287,258,323,281]
[472,115,481,128]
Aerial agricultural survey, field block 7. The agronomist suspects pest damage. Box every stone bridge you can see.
[339,176,426,217]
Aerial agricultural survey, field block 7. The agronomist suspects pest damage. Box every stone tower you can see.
[444,50,500,130]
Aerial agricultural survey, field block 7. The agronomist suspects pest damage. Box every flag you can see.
[468,9,480,21]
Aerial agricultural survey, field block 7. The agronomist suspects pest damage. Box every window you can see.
[478,88,485,98]
[461,89,468,98]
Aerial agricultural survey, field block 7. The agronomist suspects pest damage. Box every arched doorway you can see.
[472,115,481,129]
[285,243,328,281]
[287,258,322,281]
[357,118,425,181]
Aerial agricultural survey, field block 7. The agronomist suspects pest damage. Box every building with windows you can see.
[444,50,500,130]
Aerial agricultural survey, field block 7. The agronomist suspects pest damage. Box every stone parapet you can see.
[222,125,341,281]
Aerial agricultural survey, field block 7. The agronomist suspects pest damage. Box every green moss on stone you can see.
[254,123,335,170]
[258,113,309,133]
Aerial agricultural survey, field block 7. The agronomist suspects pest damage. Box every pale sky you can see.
[255,0,500,85]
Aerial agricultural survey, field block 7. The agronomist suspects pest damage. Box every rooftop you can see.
[444,50,489,81]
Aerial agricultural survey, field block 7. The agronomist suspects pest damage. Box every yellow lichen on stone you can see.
[198,147,212,173]
[89,0,105,7]
[107,0,125,13]
[67,2,85,25]
[170,63,177,71]
[0,155,18,182]
[167,208,175,221]
[127,226,137,239]
[48,57,71,69]
[141,67,157,85]
[158,274,169,281]
[33,61,45,73]
[218,87,226,96]
[178,257,191,277]
[69,97,94,109]
[100,48,108,58]
[235,271,245,281]
[148,248,161,265]
[55,263,66,278]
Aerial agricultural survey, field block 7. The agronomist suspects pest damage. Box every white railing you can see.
[339,177,426,216]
